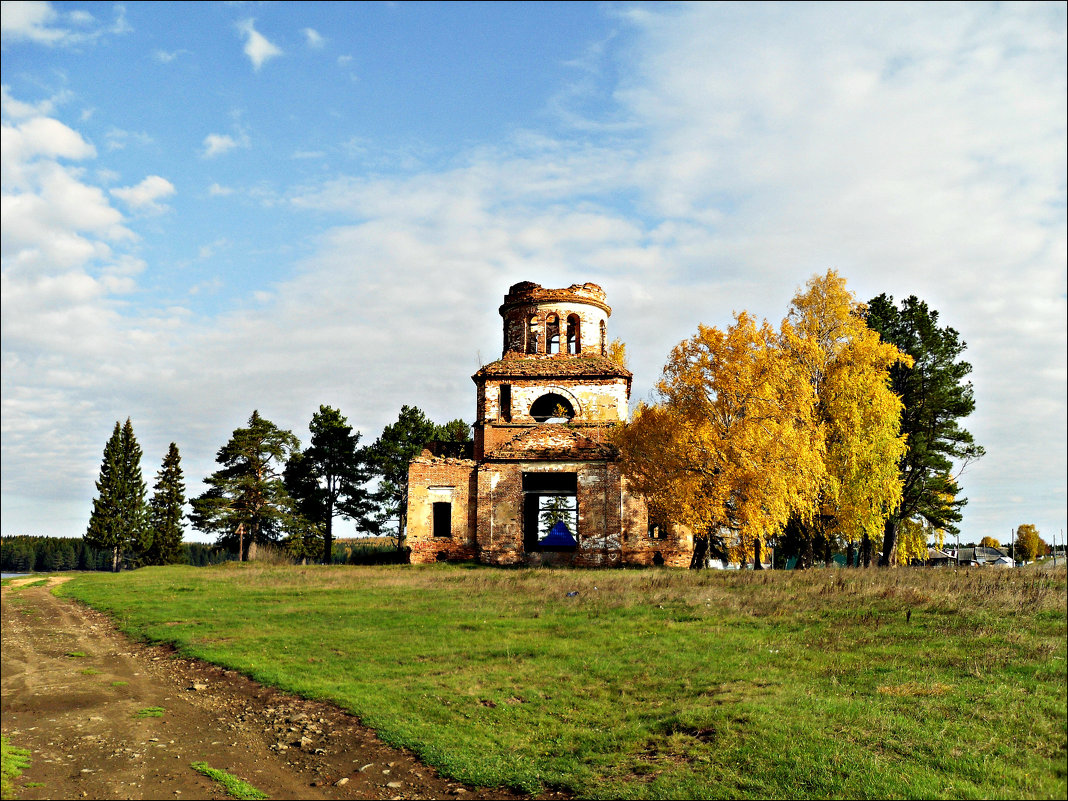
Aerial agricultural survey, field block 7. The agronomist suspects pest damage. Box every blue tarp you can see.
[539,520,578,548]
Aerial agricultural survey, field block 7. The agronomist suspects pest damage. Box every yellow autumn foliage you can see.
[895,518,930,565]
[617,270,911,566]
[617,312,824,563]
[784,271,911,549]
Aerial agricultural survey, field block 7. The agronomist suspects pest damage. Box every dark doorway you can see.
[432,502,452,538]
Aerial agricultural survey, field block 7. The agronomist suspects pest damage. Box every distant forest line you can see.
[0,535,398,573]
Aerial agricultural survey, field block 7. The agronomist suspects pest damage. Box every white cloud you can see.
[153,48,184,63]
[0,0,130,45]
[1,5,1063,545]
[201,131,249,158]
[237,18,282,71]
[110,175,175,213]
[1,116,96,173]
[0,85,72,119]
[208,182,234,196]
[303,27,325,49]
[104,127,152,151]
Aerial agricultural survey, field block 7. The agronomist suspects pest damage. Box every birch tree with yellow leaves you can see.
[618,271,911,568]
[616,312,824,567]
[783,271,911,566]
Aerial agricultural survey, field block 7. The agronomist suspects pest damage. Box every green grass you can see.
[1,736,31,800]
[59,563,1068,799]
[64,651,87,658]
[111,681,128,687]
[79,667,101,675]
[134,707,165,718]
[190,762,268,800]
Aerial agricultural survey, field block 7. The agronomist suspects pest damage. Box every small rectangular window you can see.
[500,384,511,422]
[433,502,452,538]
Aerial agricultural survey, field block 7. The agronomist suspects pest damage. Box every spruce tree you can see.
[146,443,186,565]
[86,418,150,571]
[118,418,151,565]
[86,422,124,570]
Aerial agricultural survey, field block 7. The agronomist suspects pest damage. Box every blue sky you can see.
[2,1,1065,547]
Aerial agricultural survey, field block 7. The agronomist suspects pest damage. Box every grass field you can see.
[57,564,1066,799]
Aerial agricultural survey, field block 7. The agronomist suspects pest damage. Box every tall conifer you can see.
[146,443,186,565]
[86,418,150,571]
[86,421,123,569]
[865,294,985,565]
[190,410,300,559]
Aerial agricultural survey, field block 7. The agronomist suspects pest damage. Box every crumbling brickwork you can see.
[406,281,692,568]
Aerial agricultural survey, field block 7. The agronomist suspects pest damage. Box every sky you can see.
[2,1,1065,547]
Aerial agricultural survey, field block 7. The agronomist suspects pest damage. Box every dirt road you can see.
[1,578,543,800]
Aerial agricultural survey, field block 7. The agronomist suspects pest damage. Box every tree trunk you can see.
[846,540,855,568]
[861,532,871,567]
[823,537,832,567]
[878,519,896,567]
[800,534,814,569]
[690,533,709,570]
[754,538,763,570]
[323,507,333,565]
[111,546,120,573]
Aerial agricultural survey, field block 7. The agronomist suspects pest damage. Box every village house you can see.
[405,281,693,567]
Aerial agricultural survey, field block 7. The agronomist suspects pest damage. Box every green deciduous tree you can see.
[865,294,985,566]
[86,418,150,571]
[190,411,300,559]
[284,406,374,564]
[144,443,186,565]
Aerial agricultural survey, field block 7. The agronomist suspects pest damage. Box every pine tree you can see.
[190,411,300,559]
[85,418,149,571]
[284,406,374,564]
[145,443,186,565]
[865,295,985,565]
[367,405,438,550]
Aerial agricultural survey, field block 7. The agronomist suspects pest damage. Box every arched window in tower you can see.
[527,315,539,354]
[600,320,607,355]
[546,314,560,354]
[529,393,576,423]
[566,314,581,354]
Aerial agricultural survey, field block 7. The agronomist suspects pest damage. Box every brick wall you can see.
[407,458,478,564]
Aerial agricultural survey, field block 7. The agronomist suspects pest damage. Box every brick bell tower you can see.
[406,281,692,568]
[472,281,630,460]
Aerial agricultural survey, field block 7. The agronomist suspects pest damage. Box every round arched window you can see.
[529,393,576,423]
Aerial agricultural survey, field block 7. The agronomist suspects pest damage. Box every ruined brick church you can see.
[406,281,693,567]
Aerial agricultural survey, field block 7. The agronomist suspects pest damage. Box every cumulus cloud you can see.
[110,175,175,213]
[237,18,282,70]
[303,27,325,49]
